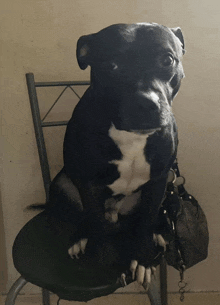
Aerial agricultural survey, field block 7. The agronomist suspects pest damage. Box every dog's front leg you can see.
[68,182,116,259]
[130,177,167,288]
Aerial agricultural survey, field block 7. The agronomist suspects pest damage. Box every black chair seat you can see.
[12,211,129,302]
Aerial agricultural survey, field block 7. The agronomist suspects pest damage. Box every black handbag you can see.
[156,160,209,299]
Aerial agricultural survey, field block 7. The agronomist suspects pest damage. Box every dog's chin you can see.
[113,123,162,135]
[130,128,161,135]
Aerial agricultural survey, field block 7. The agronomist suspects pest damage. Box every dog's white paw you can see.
[153,233,167,251]
[68,238,88,259]
[130,260,156,291]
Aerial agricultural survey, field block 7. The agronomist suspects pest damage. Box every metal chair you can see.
[5,73,168,305]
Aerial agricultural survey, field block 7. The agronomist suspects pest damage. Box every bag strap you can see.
[166,159,188,301]
[171,160,197,206]
[171,159,187,197]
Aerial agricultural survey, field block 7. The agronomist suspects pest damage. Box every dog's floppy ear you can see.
[171,27,185,54]
[76,35,93,70]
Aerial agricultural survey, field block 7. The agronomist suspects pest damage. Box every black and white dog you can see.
[40,23,185,289]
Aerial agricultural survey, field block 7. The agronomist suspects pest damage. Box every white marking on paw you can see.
[130,260,156,291]
[143,267,153,291]
[68,238,88,259]
[137,264,146,285]
[120,273,127,287]
[130,260,138,280]
[153,234,167,250]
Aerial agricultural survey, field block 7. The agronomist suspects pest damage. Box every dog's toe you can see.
[130,260,156,291]
[142,267,154,291]
[130,260,138,280]
[68,238,88,259]
[153,233,167,251]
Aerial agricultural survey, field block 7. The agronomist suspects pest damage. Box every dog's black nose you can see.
[135,91,160,111]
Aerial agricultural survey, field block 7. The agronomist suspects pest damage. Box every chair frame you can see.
[5,72,168,305]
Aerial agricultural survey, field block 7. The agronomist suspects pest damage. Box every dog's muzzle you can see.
[136,90,161,112]
[113,88,170,132]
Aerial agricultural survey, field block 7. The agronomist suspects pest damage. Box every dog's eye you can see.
[101,62,118,71]
[110,62,118,70]
[161,54,174,67]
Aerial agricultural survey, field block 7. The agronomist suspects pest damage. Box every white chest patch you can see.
[108,124,151,196]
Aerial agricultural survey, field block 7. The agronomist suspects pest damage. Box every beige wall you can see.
[1,0,220,295]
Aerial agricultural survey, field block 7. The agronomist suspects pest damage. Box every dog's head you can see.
[76,23,185,132]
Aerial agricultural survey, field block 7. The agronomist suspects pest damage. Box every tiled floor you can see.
[1,292,220,305]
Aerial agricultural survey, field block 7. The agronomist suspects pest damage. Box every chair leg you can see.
[147,272,162,305]
[5,276,28,305]
[42,289,50,305]
[160,257,168,305]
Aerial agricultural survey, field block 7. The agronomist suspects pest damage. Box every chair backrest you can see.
[26,73,90,201]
